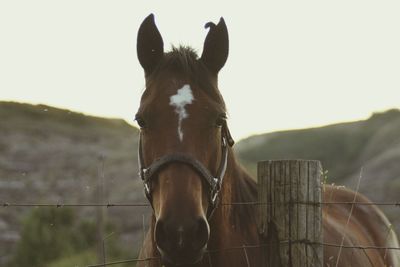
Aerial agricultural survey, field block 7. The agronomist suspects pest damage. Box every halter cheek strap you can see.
[138,123,233,219]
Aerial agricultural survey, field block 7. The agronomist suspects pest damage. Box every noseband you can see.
[138,123,234,219]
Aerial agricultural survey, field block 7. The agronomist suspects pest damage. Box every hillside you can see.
[1,102,399,265]
[0,102,145,265]
[236,109,400,234]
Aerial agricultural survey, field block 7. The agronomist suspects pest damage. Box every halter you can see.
[138,122,234,219]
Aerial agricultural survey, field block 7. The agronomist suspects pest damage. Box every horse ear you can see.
[137,14,164,75]
[200,17,229,75]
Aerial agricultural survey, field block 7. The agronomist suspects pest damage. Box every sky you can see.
[0,1,399,141]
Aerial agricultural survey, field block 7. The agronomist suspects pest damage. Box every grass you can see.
[46,250,97,267]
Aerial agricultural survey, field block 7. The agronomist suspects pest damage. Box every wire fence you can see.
[2,200,400,267]
[85,240,400,267]
[2,149,400,266]
[3,154,399,266]
[2,201,400,208]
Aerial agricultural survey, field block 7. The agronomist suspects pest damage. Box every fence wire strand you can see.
[2,201,400,208]
[87,256,159,267]
[85,240,400,267]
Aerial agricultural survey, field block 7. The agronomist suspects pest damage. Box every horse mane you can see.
[225,153,258,231]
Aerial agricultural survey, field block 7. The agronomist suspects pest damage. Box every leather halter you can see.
[138,122,234,219]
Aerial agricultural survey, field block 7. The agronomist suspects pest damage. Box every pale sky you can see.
[1,1,399,140]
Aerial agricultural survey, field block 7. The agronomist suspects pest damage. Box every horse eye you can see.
[215,115,226,127]
[135,115,146,129]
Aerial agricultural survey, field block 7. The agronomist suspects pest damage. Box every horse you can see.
[134,14,400,267]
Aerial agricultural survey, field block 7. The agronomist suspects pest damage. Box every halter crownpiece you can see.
[138,122,234,219]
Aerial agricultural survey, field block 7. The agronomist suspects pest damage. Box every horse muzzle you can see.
[155,216,210,265]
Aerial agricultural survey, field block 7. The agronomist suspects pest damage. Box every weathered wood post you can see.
[257,160,323,267]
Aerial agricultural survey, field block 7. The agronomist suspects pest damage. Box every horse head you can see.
[136,14,233,265]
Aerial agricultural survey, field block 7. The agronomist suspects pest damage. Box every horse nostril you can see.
[191,217,210,251]
[155,220,169,252]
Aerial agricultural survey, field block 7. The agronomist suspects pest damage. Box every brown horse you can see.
[135,14,400,267]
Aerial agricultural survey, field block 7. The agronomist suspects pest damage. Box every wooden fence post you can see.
[257,160,323,267]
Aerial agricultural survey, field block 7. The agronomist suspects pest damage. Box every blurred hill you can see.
[1,102,399,265]
[236,108,400,235]
[0,102,146,265]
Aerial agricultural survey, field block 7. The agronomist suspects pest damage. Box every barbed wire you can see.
[3,200,399,266]
[1,202,150,207]
[85,240,400,267]
[2,201,400,208]
[87,256,159,267]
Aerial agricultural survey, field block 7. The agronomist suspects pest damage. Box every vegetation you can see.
[11,207,96,267]
[0,102,142,266]
[10,207,129,267]
[46,250,97,267]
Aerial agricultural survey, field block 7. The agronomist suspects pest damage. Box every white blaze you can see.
[169,84,194,141]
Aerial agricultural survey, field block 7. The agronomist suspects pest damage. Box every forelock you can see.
[146,46,226,112]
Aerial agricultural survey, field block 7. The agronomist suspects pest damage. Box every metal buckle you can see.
[144,182,151,197]
[213,177,219,187]
[211,190,218,204]
[222,136,227,147]
[139,168,148,180]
